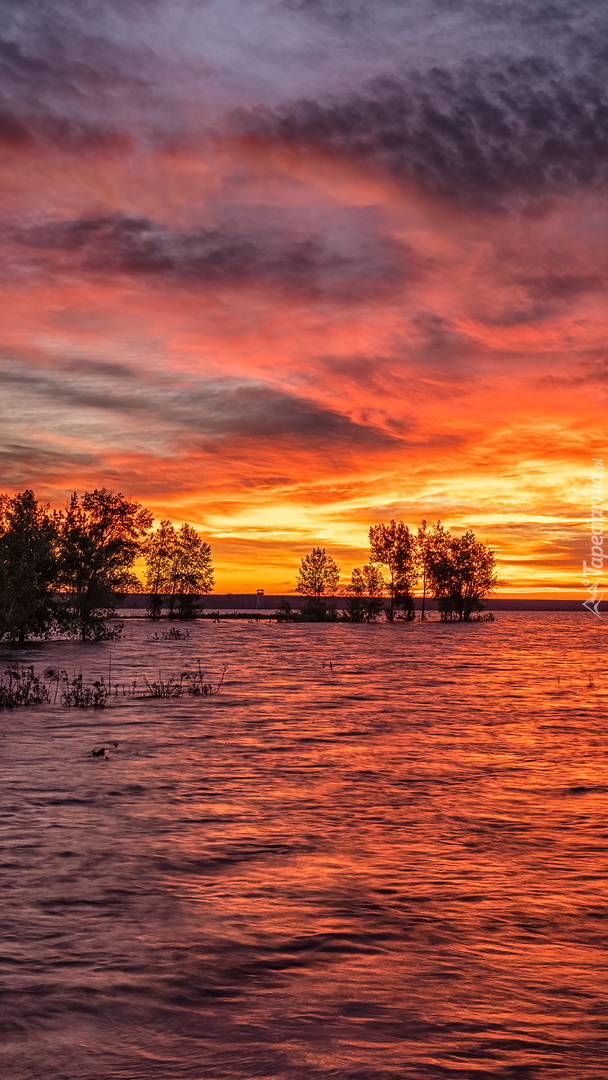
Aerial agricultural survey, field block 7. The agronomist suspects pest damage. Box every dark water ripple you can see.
[1,613,608,1079]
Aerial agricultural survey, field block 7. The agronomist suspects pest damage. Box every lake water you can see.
[2,612,608,1080]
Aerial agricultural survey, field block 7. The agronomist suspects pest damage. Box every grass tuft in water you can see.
[141,662,225,698]
[0,665,51,708]
[0,660,226,709]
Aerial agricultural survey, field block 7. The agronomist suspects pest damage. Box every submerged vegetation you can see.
[0,660,226,709]
[0,487,500,642]
[0,665,108,709]
[0,665,51,708]
[144,520,214,620]
[0,488,213,643]
[142,662,226,698]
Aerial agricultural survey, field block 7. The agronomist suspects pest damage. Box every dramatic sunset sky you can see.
[1,0,606,594]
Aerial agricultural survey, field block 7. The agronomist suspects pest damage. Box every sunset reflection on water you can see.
[2,613,608,1079]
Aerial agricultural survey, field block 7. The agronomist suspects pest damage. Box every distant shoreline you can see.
[118,595,593,613]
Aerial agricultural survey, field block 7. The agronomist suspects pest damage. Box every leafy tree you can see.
[416,519,432,620]
[344,564,385,622]
[56,489,152,640]
[300,597,338,622]
[0,490,60,643]
[143,519,178,619]
[169,523,214,619]
[295,547,340,599]
[143,520,214,619]
[369,520,417,620]
[426,524,499,621]
[274,598,297,622]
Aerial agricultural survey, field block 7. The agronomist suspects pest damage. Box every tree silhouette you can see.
[345,564,385,622]
[56,489,152,640]
[170,524,214,618]
[143,519,178,619]
[296,547,340,598]
[369,520,417,620]
[0,490,60,643]
[143,520,214,619]
[426,524,499,620]
[415,520,431,620]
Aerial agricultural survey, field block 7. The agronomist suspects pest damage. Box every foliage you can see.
[369,520,417,620]
[0,491,61,643]
[416,519,432,620]
[0,660,226,709]
[0,484,503,639]
[0,665,107,708]
[143,520,214,619]
[275,594,339,621]
[0,665,51,707]
[296,547,340,598]
[425,524,499,620]
[61,673,108,708]
[141,662,225,697]
[300,597,338,621]
[143,519,177,619]
[55,488,152,640]
[274,598,297,621]
[344,564,385,622]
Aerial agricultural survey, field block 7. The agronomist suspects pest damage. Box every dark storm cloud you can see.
[281,0,370,28]
[473,271,607,327]
[0,356,401,451]
[187,382,402,447]
[60,357,137,381]
[0,2,149,149]
[18,213,415,300]
[0,109,31,146]
[522,275,603,301]
[2,0,608,204]
[0,441,94,485]
[235,54,608,208]
[0,111,129,151]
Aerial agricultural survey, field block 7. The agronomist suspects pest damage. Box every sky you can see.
[1,0,606,596]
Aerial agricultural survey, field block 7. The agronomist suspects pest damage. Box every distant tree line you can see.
[0,489,500,643]
[0,489,213,643]
[291,519,499,622]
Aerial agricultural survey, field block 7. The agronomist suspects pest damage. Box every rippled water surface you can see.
[2,613,608,1079]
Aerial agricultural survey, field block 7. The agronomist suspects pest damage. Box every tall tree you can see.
[426,525,499,621]
[0,491,60,643]
[345,564,385,622]
[416,519,431,621]
[143,519,178,619]
[56,489,152,640]
[143,521,214,619]
[169,524,214,619]
[295,547,340,599]
[369,520,417,620]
